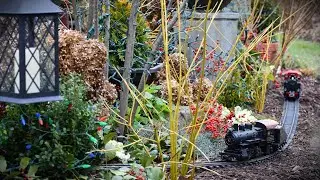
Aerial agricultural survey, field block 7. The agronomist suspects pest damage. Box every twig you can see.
[72,0,79,30]
[87,0,94,30]
[104,0,111,79]
[94,0,99,38]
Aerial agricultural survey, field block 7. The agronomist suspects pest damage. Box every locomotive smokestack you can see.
[245,123,252,130]
[239,124,245,131]
[233,124,238,131]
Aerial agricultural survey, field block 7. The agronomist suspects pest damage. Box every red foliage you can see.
[189,99,234,138]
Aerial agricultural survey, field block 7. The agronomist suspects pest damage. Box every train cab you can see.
[281,70,302,80]
[281,70,301,100]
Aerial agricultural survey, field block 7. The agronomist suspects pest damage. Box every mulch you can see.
[196,77,320,180]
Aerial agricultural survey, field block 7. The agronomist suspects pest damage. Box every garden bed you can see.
[196,77,320,179]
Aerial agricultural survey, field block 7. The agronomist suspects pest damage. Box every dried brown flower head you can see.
[59,30,117,111]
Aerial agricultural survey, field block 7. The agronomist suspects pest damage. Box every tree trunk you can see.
[118,0,140,136]
[94,0,99,38]
[72,0,79,30]
[104,0,111,79]
[88,0,94,30]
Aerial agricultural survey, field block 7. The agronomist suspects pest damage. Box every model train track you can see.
[280,100,299,150]
[99,99,300,170]
[197,99,300,168]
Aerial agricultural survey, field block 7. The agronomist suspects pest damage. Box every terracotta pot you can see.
[256,42,279,63]
[241,31,257,45]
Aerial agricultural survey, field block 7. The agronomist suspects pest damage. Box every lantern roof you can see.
[0,0,63,15]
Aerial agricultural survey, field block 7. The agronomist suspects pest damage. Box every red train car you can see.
[281,70,301,100]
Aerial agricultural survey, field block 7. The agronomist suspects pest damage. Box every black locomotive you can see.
[282,70,301,100]
[220,120,287,161]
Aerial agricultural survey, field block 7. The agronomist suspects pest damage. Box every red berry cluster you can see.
[189,99,234,139]
[193,47,226,75]
[127,168,145,180]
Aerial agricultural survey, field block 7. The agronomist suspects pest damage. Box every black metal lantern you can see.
[0,0,62,104]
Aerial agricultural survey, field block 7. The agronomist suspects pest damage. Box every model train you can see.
[282,69,301,100]
[220,69,301,161]
[220,120,287,161]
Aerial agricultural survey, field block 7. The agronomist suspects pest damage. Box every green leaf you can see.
[151,85,161,90]
[147,167,164,180]
[139,117,149,124]
[144,92,154,99]
[27,165,39,177]
[140,154,155,168]
[136,106,141,114]
[267,73,275,81]
[155,98,165,106]
[20,157,31,170]
[103,132,116,144]
[123,175,136,179]
[0,156,7,172]
[146,102,153,108]
[110,169,126,176]
[111,176,123,180]
[150,150,158,156]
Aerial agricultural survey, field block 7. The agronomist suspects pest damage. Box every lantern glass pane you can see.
[0,16,20,94]
[24,15,56,94]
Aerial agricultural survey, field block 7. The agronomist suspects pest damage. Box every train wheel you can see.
[238,148,252,161]
[266,145,273,154]
[254,147,262,158]
[236,156,244,161]
[221,155,233,162]
[247,149,254,160]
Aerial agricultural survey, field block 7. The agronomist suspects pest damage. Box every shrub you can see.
[218,69,254,108]
[134,85,170,125]
[0,74,106,178]
[59,29,117,108]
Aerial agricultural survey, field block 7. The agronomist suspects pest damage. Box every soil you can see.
[196,77,320,180]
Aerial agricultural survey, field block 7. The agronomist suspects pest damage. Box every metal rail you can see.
[99,99,300,170]
[199,99,300,168]
[280,100,299,150]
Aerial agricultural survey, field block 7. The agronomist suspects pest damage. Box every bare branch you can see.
[118,0,140,136]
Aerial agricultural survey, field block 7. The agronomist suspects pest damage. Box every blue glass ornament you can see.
[20,115,26,126]
[88,152,95,158]
[26,144,32,150]
[35,113,41,119]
